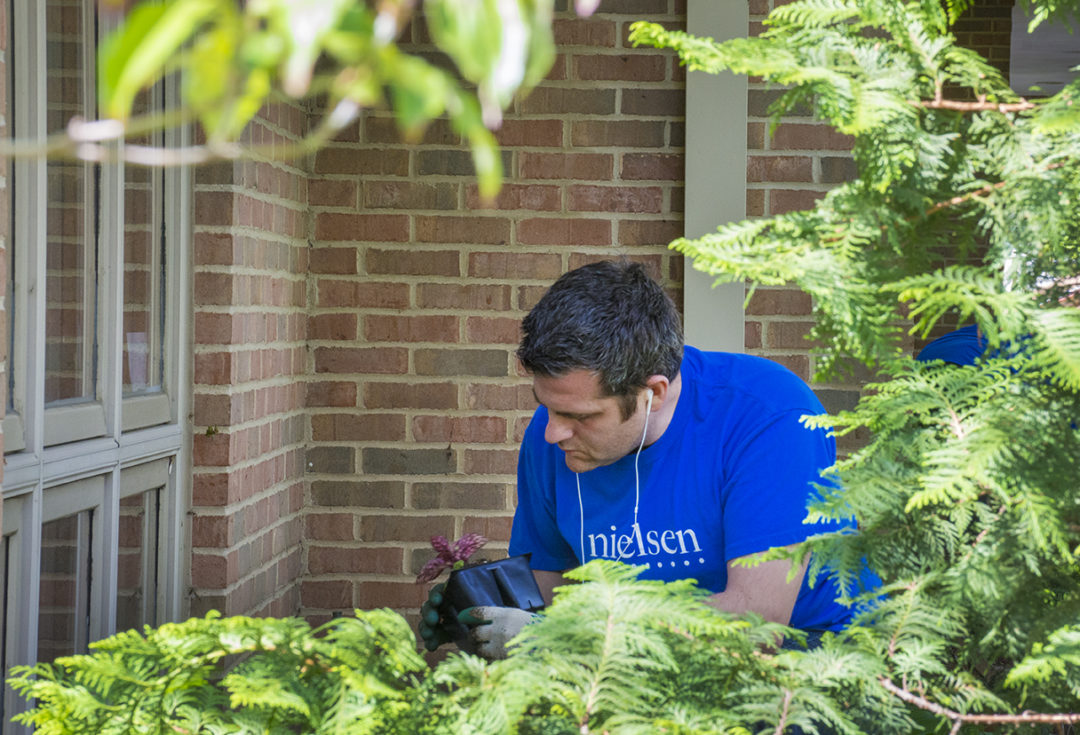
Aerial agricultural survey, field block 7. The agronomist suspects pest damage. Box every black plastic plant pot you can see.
[439,554,545,646]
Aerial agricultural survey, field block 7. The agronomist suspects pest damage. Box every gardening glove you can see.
[418,583,452,651]
[459,606,540,660]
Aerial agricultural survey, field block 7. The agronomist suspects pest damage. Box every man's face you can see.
[532,370,647,473]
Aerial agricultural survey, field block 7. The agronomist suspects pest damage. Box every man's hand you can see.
[459,606,539,660]
[417,583,452,651]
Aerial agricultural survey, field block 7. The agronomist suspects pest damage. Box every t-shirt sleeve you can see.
[509,415,579,571]
[721,408,838,561]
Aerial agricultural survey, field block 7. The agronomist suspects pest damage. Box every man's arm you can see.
[533,569,570,606]
[706,545,807,625]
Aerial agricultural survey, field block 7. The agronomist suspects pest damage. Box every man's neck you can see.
[644,372,681,447]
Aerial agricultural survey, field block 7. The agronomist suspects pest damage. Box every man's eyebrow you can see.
[531,389,596,419]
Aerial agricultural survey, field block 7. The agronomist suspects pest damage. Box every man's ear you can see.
[644,375,670,411]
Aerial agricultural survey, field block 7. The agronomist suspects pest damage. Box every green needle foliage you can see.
[629,0,1080,728]
[8,610,428,734]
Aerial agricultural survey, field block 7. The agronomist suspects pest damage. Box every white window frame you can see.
[683,0,748,353]
[1,1,191,731]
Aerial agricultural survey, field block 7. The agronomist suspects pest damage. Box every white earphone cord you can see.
[577,390,652,564]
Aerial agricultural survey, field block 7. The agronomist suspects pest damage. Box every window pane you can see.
[38,511,92,663]
[3,1,12,418]
[123,90,165,396]
[45,0,97,405]
[116,489,160,632]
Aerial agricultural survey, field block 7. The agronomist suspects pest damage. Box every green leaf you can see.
[98,0,224,121]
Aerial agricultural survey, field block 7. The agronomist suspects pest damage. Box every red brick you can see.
[315,213,409,242]
[517,218,611,246]
[312,148,409,175]
[193,393,233,427]
[314,347,409,374]
[308,178,358,207]
[462,515,514,542]
[192,472,230,506]
[621,88,685,116]
[364,381,459,410]
[542,52,568,81]
[574,54,666,82]
[519,152,613,180]
[301,580,354,609]
[311,413,407,441]
[465,183,562,211]
[191,553,233,588]
[553,17,617,46]
[366,249,460,276]
[191,515,232,548]
[617,220,682,247]
[305,513,356,541]
[306,381,358,407]
[417,283,512,310]
[770,123,854,151]
[192,433,231,466]
[193,233,238,266]
[746,288,813,316]
[316,280,410,309]
[494,119,564,147]
[309,248,358,274]
[194,190,234,226]
[308,313,358,341]
[464,383,535,411]
[468,252,562,279]
[363,181,458,210]
[355,581,428,610]
[745,320,762,350]
[769,189,826,214]
[571,120,666,147]
[363,116,459,145]
[747,122,766,150]
[196,349,234,384]
[308,546,403,575]
[359,515,455,543]
[415,216,511,245]
[568,185,663,213]
[747,155,813,182]
[412,415,507,443]
[621,153,683,180]
[767,321,816,349]
[466,316,522,345]
[193,272,234,305]
[463,449,519,475]
[746,189,765,217]
[364,314,459,343]
[520,87,616,115]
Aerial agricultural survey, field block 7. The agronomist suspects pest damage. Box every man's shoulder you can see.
[685,346,823,413]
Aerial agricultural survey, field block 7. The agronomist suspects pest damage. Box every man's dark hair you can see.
[517,260,684,419]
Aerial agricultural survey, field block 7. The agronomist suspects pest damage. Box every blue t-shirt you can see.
[510,346,859,631]
[916,325,988,366]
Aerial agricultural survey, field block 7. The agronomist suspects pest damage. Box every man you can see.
[915,324,988,366]
[421,260,862,659]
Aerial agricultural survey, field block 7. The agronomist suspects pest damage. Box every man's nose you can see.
[544,414,573,444]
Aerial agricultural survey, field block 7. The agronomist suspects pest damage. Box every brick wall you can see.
[300,0,687,622]
[179,0,1012,625]
[188,100,309,618]
[742,0,865,449]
